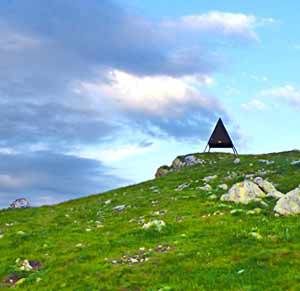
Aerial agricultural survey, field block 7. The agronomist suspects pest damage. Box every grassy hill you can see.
[2,150,300,290]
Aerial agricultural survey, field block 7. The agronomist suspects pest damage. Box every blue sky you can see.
[0,0,300,207]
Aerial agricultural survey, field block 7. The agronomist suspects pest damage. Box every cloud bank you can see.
[0,0,266,206]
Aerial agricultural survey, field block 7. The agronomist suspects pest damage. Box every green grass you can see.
[1,150,300,290]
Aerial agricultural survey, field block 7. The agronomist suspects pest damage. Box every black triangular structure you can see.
[204,118,238,155]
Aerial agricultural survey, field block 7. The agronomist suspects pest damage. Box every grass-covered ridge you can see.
[1,150,300,290]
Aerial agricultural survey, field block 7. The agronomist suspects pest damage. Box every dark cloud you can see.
[0,0,252,207]
[0,101,117,149]
[0,151,128,208]
[0,0,219,78]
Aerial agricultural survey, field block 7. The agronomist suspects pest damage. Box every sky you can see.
[0,0,300,208]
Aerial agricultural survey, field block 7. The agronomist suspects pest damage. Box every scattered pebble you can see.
[175,183,190,191]
[152,210,168,216]
[203,175,217,182]
[258,159,274,165]
[197,184,212,191]
[113,205,126,212]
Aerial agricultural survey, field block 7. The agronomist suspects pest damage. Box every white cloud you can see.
[162,12,260,40]
[74,144,154,162]
[77,70,220,118]
[259,85,300,106]
[241,99,268,111]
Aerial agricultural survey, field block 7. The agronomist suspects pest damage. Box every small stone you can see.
[175,183,190,191]
[197,184,212,191]
[233,158,240,164]
[203,175,217,182]
[113,205,126,212]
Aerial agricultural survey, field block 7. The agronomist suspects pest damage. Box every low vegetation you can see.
[1,150,300,290]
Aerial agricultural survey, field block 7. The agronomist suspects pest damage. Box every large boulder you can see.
[171,158,185,169]
[184,155,198,166]
[155,166,170,178]
[253,177,284,200]
[10,198,30,209]
[274,187,300,216]
[221,181,266,204]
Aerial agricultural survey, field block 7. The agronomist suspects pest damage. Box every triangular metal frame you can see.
[203,118,238,155]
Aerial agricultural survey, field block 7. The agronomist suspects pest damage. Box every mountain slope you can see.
[1,151,300,290]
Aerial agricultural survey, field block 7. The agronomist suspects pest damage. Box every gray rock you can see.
[258,159,274,165]
[253,177,284,200]
[233,158,240,164]
[10,198,30,209]
[175,183,190,191]
[203,175,217,182]
[197,184,212,191]
[221,180,266,204]
[172,158,185,169]
[274,187,300,216]
[184,155,198,166]
[113,205,126,212]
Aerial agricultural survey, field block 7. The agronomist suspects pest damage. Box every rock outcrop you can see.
[274,187,300,216]
[221,181,266,204]
[254,177,284,200]
[155,166,171,178]
[155,154,205,178]
[10,198,30,209]
[221,177,285,205]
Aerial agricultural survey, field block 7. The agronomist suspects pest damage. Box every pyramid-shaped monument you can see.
[204,118,238,155]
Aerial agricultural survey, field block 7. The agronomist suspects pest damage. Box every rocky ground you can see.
[1,150,300,290]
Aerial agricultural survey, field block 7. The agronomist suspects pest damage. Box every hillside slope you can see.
[1,151,300,290]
